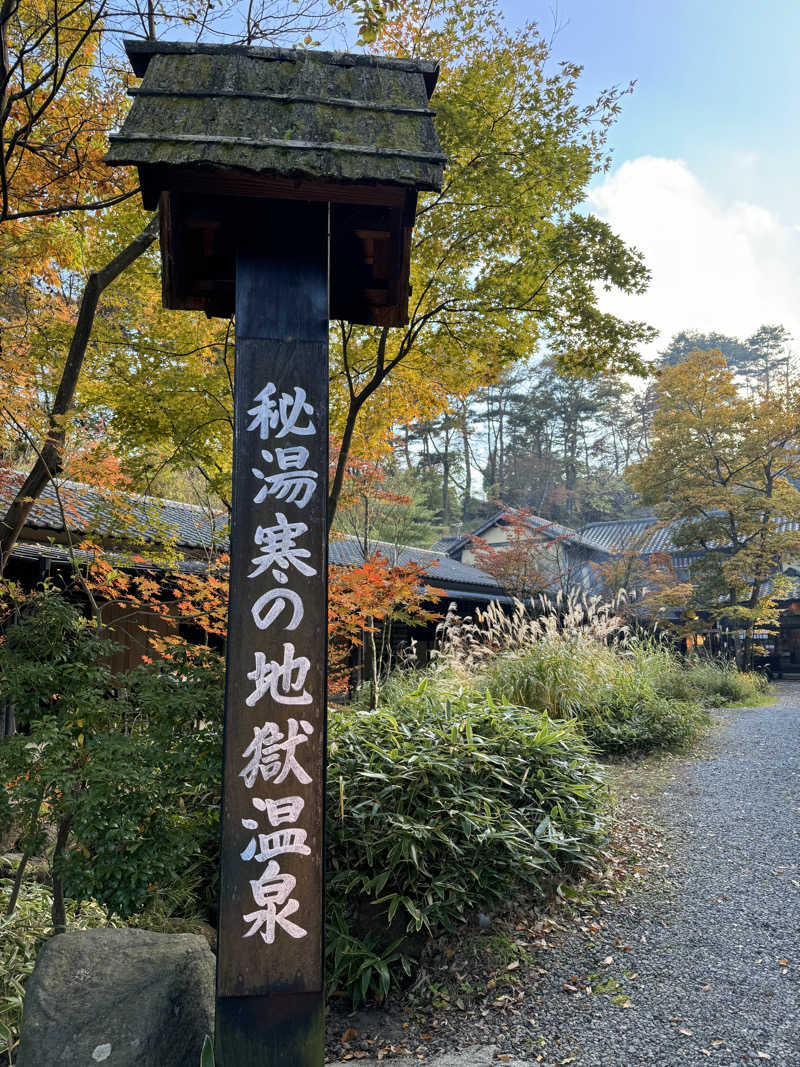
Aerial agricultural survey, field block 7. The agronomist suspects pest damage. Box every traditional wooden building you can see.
[0,472,508,674]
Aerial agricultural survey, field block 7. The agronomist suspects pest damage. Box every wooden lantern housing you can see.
[105,41,445,325]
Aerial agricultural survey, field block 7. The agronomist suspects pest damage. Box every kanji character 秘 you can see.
[247,384,315,441]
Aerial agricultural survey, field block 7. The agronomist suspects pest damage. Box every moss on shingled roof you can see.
[105,41,445,190]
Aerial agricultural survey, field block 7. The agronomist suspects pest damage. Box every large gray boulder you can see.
[16,928,215,1067]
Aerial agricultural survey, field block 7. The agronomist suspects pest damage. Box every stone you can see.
[16,928,215,1067]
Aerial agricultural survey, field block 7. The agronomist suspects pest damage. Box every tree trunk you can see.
[460,403,471,521]
[51,814,73,933]
[366,616,379,710]
[5,784,45,918]
[0,216,159,573]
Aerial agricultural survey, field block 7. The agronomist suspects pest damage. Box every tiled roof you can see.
[430,535,462,553]
[445,508,610,557]
[107,42,445,191]
[578,517,677,554]
[5,473,506,598]
[1,471,226,550]
[579,516,800,556]
[329,537,504,591]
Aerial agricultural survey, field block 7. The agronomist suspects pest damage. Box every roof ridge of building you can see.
[11,469,225,519]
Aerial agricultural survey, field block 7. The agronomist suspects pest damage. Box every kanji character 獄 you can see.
[239,717,314,788]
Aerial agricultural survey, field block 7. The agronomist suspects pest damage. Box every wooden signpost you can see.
[106,40,443,1066]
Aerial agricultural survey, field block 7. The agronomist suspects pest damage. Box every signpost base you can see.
[215,993,324,1066]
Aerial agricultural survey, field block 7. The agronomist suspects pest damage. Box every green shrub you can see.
[667,659,769,707]
[326,682,607,1003]
[0,592,224,925]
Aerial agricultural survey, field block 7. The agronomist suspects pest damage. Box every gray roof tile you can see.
[2,472,226,550]
[6,473,505,597]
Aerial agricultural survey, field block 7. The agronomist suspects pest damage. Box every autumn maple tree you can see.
[327,0,655,523]
[627,349,800,662]
[469,506,573,600]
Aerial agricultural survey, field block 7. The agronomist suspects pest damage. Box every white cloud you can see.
[587,156,800,358]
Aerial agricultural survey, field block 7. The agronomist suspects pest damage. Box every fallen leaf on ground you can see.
[341,1029,358,1042]
[678,1028,693,1037]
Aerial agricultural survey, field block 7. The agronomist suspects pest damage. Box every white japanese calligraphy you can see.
[250,588,304,631]
[240,718,314,788]
[247,384,315,441]
[243,860,307,942]
[249,513,317,583]
[251,447,318,508]
[252,795,305,825]
[240,826,311,862]
[245,644,312,707]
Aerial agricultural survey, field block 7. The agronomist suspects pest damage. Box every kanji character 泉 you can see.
[251,446,318,508]
[252,794,305,825]
[243,860,307,942]
[245,643,311,707]
[239,826,311,862]
[250,588,304,631]
[240,718,314,788]
[247,384,315,441]
[249,513,317,583]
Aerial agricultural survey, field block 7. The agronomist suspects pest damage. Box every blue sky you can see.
[510,0,800,218]
[494,1,800,352]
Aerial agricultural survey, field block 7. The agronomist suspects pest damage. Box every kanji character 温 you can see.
[240,826,310,862]
[252,794,305,825]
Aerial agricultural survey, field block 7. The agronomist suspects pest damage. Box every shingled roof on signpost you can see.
[106,41,445,324]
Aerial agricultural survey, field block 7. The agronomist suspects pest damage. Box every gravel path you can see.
[331,686,800,1066]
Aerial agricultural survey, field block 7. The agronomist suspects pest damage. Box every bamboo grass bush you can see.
[326,686,607,1003]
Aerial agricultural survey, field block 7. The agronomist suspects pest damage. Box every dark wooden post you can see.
[105,40,443,1064]
[215,201,329,1066]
